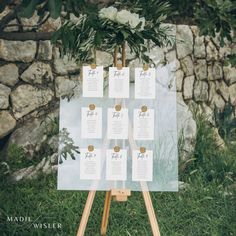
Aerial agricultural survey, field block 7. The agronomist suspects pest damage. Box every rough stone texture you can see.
[165,50,181,71]
[53,48,79,75]
[194,37,206,58]
[206,40,218,61]
[181,56,194,76]
[194,81,208,102]
[175,70,184,92]
[176,25,193,59]
[211,93,225,110]
[0,111,16,138]
[96,50,113,67]
[0,84,11,109]
[9,116,49,157]
[37,41,53,61]
[4,19,19,32]
[202,103,215,125]
[0,40,36,62]
[20,12,39,31]
[11,154,58,181]
[229,83,236,105]
[191,26,206,58]
[0,63,19,86]
[223,66,236,85]
[183,75,195,99]
[39,17,61,32]
[208,62,223,81]
[216,81,230,101]
[21,62,53,84]
[11,85,53,119]
[177,93,197,158]
[146,46,165,65]
[55,76,80,98]
[209,81,216,101]
[219,46,231,59]
[194,60,207,80]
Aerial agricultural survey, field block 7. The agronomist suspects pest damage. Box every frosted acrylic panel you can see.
[57,64,178,191]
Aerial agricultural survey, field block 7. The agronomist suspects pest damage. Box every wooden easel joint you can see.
[111,189,131,202]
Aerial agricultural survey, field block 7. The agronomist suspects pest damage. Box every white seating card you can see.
[133,108,154,140]
[106,149,127,180]
[81,107,102,139]
[80,148,101,180]
[132,150,153,181]
[108,67,129,98]
[82,66,104,97]
[135,68,156,99]
[107,108,128,139]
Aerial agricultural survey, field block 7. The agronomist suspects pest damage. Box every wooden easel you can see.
[77,43,161,236]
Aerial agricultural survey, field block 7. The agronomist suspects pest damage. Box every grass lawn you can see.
[0,118,235,236]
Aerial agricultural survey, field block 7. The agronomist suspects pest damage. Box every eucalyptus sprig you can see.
[52,4,175,64]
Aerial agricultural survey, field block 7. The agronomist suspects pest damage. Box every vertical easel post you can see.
[77,191,96,236]
[101,191,112,235]
[142,191,161,236]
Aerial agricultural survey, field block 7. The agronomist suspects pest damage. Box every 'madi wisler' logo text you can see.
[6,216,62,230]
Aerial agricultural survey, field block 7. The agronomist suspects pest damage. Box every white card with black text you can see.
[80,148,101,180]
[107,108,128,139]
[106,149,127,180]
[81,107,102,139]
[132,150,153,181]
[133,108,154,140]
[82,66,103,97]
[108,67,129,98]
[135,68,156,99]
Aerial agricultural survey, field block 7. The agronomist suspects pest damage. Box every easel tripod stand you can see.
[77,43,161,236]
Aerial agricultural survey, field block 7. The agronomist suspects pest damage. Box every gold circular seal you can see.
[115,104,121,111]
[114,146,120,152]
[90,63,96,69]
[141,105,147,112]
[89,104,95,110]
[140,147,146,153]
[88,145,94,152]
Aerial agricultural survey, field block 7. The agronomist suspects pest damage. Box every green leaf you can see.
[47,0,62,19]
[121,30,130,40]
[19,0,41,18]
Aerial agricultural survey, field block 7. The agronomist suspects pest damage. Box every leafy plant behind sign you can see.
[51,3,175,63]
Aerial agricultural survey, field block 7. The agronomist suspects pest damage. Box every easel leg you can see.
[142,191,161,236]
[77,190,96,236]
[101,191,112,235]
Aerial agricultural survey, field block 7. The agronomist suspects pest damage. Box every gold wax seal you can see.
[140,147,146,153]
[88,145,94,152]
[141,105,147,112]
[114,146,120,152]
[116,63,122,70]
[143,64,149,71]
[89,104,95,110]
[115,104,121,111]
[90,63,96,69]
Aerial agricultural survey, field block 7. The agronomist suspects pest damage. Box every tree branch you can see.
[0,32,53,41]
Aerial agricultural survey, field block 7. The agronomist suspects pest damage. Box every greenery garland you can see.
[52,4,175,63]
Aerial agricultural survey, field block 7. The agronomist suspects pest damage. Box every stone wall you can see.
[0,8,236,158]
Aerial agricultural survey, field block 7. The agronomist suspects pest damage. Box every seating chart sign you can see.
[58,63,178,191]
